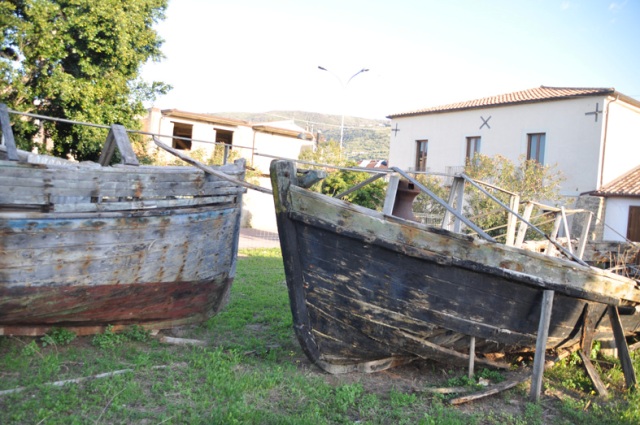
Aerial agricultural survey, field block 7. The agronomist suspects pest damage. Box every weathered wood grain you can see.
[0,155,245,335]
[270,159,640,376]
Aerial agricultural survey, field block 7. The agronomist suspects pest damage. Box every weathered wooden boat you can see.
[270,159,640,390]
[0,105,246,335]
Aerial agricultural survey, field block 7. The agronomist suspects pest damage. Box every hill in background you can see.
[212,111,391,163]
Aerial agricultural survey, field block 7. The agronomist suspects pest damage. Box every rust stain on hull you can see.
[0,277,234,336]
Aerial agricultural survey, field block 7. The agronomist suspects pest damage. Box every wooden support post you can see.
[468,336,476,379]
[546,213,563,256]
[98,124,139,166]
[578,351,609,397]
[608,306,637,389]
[561,207,573,254]
[515,202,534,248]
[442,176,465,232]
[579,304,609,396]
[0,103,18,161]
[530,290,555,402]
[223,144,230,165]
[383,174,400,215]
[505,194,520,246]
[577,211,592,260]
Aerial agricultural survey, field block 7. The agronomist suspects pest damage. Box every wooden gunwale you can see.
[270,160,640,376]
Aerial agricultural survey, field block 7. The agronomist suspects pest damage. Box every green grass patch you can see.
[1,247,639,424]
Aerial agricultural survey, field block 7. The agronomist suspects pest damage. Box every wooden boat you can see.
[0,106,246,335]
[270,160,640,381]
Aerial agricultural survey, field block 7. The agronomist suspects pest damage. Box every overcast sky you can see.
[141,0,640,120]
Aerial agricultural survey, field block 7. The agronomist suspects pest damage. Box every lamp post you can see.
[318,66,369,150]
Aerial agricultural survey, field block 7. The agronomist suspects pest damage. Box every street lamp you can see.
[318,66,369,150]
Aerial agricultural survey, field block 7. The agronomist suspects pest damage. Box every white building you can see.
[588,165,640,242]
[387,86,640,199]
[143,108,315,231]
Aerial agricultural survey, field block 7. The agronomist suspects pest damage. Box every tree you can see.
[0,0,170,161]
[463,154,565,239]
[298,141,387,210]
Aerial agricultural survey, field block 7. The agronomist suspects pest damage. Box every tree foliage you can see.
[0,0,170,161]
[462,154,565,238]
[299,141,387,210]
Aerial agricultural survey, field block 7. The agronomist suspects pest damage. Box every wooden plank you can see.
[451,371,529,405]
[546,213,563,257]
[578,350,608,396]
[530,289,554,402]
[382,174,399,215]
[577,211,592,260]
[580,303,601,356]
[608,305,637,388]
[0,168,246,201]
[561,207,573,254]
[515,202,535,248]
[51,195,238,213]
[442,176,465,232]
[468,336,476,379]
[289,209,623,306]
[505,194,519,246]
[286,186,640,304]
[98,124,139,166]
[450,343,580,405]
[0,104,18,161]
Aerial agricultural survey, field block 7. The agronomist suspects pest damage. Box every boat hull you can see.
[0,155,245,335]
[270,160,640,373]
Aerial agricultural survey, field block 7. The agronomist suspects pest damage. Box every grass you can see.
[1,247,639,424]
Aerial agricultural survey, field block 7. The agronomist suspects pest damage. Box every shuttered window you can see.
[627,206,640,242]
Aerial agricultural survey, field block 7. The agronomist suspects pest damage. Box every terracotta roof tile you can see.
[387,86,617,118]
[591,165,640,198]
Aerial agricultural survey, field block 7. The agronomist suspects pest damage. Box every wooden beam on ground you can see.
[608,305,637,388]
[450,343,580,405]
[530,290,555,402]
[578,350,609,397]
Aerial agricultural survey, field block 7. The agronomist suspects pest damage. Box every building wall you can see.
[601,99,640,187]
[389,97,615,197]
[251,132,314,174]
[602,197,640,242]
[142,109,313,233]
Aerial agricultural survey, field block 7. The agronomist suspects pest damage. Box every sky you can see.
[141,0,640,120]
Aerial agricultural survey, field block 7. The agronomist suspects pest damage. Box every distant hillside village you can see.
[143,86,640,254]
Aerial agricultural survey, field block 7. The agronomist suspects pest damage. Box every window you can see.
[628,206,640,242]
[415,140,428,171]
[172,122,193,150]
[466,136,481,162]
[527,133,546,164]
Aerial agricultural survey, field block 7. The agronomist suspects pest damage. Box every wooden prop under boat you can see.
[0,105,246,336]
[270,160,640,388]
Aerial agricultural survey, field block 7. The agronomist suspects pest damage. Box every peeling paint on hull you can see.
[271,160,640,374]
[0,157,245,335]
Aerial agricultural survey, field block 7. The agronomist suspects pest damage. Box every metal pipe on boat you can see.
[390,167,496,242]
[460,173,588,266]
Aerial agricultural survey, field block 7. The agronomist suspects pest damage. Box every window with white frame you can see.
[466,136,481,162]
[527,133,546,164]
